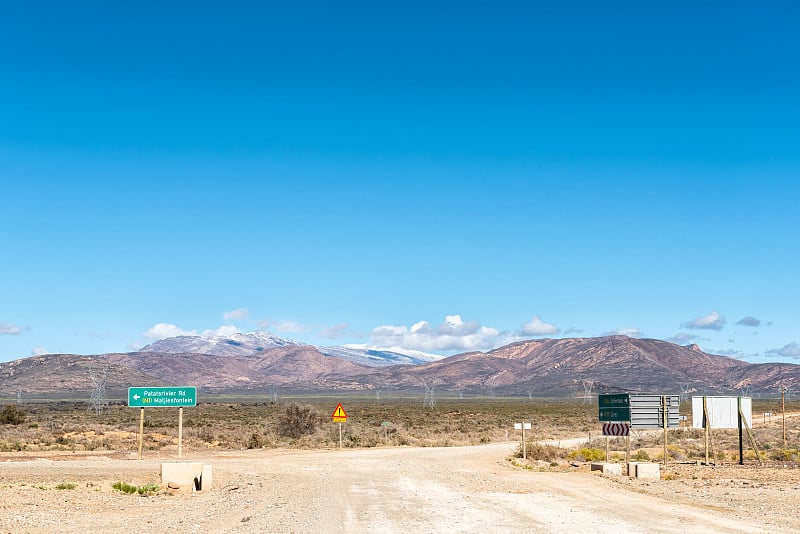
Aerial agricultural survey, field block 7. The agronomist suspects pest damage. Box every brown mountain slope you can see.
[0,346,375,396]
[351,336,792,397]
[2,336,799,398]
[0,354,160,395]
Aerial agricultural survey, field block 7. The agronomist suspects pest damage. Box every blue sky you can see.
[1,2,798,363]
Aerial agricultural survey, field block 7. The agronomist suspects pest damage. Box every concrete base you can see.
[634,463,660,479]
[161,462,213,491]
[590,463,622,475]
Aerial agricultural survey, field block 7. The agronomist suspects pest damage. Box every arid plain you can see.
[1,398,799,533]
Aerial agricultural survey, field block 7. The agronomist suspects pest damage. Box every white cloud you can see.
[410,321,428,334]
[319,323,348,339]
[521,316,559,336]
[604,328,642,338]
[562,327,583,335]
[143,323,197,340]
[667,332,705,344]
[713,348,748,358]
[143,323,241,342]
[736,316,761,327]
[31,346,48,356]
[684,311,725,330]
[202,324,241,337]
[369,315,504,353]
[766,342,800,360]
[273,320,308,333]
[0,322,24,335]
[256,319,309,333]
[223,308,249,321]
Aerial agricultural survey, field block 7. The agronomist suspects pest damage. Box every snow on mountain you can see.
[317,345,441,367]
[139,331,442,366]
[140,331,297,356]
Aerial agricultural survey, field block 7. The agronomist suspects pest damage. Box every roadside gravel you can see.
[1,444,796,533]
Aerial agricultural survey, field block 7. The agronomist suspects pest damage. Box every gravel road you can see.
[0,443,790,533]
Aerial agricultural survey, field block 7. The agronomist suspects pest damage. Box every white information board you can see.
[691,396,752,429]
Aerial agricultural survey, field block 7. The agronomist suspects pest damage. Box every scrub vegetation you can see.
[0,396,798,467]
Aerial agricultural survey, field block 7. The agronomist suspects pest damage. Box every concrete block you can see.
[627,462,640,476]
[201,464,213,490]
[590,463,622,475]
[161,462,203,491]
[635,463,660,479]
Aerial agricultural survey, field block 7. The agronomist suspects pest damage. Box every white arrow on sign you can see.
[133,394,141,400]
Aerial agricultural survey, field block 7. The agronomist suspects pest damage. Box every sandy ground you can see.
[1,443,798,533]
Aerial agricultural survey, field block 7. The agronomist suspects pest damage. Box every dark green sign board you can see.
[128,387,197,407]
[598,393,631,421]
[599,407,631,421]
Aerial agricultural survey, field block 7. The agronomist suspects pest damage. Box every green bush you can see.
[112,481,138,494]
[568,447,605,462]
[137,483,161,496]
[112,481,160,496]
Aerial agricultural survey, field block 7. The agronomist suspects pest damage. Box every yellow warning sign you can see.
[332,403,347,423]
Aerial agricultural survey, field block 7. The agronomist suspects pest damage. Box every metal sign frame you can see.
[629,394,680,429]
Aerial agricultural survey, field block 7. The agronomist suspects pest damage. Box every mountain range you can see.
[139,331,439,366]
[1,332,799,398]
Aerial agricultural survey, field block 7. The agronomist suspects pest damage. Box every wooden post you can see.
[522,425,527,461]
[605,435,610,463]
[703,396,709,465]
[178,407,183,459]
[626,433,630,465]
[138,408,144,460]
[339,422,343,450]
[662,395,668,467]
[783,388,787,450]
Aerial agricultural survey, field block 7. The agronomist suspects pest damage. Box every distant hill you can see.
[139,331,438,367]
[357,336,778,397]
[140,331,297,356]
[2,335,799,398]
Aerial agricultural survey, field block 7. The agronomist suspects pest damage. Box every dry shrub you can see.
[521,442,567,461]
[1,404,26,425]
[247,432,266,449]
[277,404,319,439]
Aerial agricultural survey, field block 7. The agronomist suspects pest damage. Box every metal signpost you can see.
[599,393,679,466]
[599,394,632,463]
[128,387,197,460]
[332,403,348,449]
[514,422,532,460]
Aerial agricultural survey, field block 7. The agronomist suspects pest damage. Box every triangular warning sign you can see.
[332,403,347,421]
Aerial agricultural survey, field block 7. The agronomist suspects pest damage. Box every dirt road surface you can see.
[0,443,793,533]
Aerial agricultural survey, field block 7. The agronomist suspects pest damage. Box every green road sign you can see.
[599,407,631,421]
[599,393,630,408]
[128,387,197,408]
[599,393,631,421]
